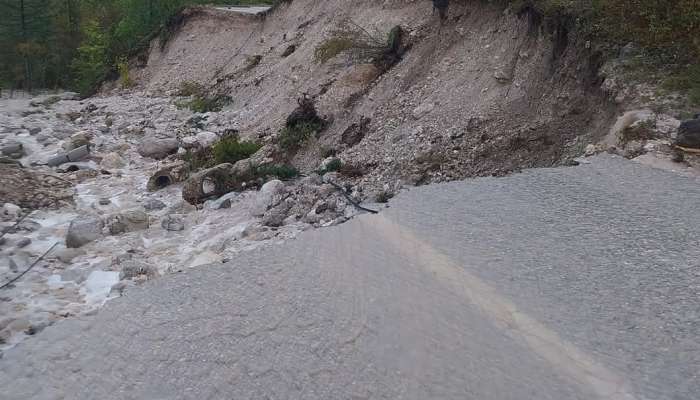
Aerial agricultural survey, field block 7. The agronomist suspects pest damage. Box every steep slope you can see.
[136,0,616,196]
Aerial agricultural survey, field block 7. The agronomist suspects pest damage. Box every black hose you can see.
[0,243,58,290]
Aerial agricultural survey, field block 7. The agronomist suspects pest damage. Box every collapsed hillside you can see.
[132,0,623,199]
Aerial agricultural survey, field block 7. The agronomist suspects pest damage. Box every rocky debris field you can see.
[0,91,371,350]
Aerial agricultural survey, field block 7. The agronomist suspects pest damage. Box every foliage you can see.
[178,81,205,96]
[71,19,109,94]
[253,164,299,180]
[314,20,395,66]
[176,93,232,113]
[183,136,261,172]
[317,158,342,175]
[116,56,134,88]
[661,64,700,106]
[278,121,324,151]
[212,137,262,165]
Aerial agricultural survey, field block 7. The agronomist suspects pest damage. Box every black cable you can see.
[323,178,379,214]
[0,242,58,290]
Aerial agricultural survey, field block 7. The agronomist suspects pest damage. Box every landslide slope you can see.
[137,0,616,193]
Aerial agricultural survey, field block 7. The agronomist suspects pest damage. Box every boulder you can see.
[412,102,435,120]
[2,203,22,220]
[252,180,286,216]
[106,210,149,235]
[66,216,104,248]
[143,199,166,211]
[99,152,126,169]
[1,141,25,159]
[161,215,185,231]
[54,247,85,263]
[195,131,219,148]
[676,117,700,149]
[137,137,179,159]
[63,132,91,151]
[119,261,159,280]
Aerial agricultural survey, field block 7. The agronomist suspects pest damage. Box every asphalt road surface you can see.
[1,155,698,399]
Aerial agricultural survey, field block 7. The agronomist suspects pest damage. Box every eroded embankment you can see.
[136,0,616,198]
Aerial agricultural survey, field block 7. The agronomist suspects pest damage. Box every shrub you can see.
[176,93,232,113]
[317,157,342,175]
[278,121,324,151]
[212,137,262,165]
[254,164,300,180]
[314,37,355,64]
[313,20,404,70]
[116,57,134,88]
[662,64,700,106]
[178,81,205,97]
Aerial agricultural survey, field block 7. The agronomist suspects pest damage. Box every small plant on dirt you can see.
[254,164,300,180]
[662,64,700,106]
[317,157,342,175]
[279,121,324,151]
[212,137,262,165]
[176,94,232,113]
[244,55,263,72]
[314,20,405,71]
[178,81,205,97]
[116,57,134,88]
[375,190,393,204]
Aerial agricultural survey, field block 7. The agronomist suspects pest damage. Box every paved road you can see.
[1,155,698,399]
[214,6,271,15]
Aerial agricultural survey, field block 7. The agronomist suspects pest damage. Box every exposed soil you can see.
[132,0,618,198]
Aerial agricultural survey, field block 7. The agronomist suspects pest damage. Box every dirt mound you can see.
[0,165,73,209]
[136,0,616,193]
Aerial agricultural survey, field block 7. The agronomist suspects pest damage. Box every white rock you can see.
[161,215,185,231]
[137,137,179,159]
[412,102,435,119]
[106,210,149,235]
[252,180,286,217]
[66,216,104,248]
[100,152,126,169]
[2,203,21,220]
[196,131,219,148]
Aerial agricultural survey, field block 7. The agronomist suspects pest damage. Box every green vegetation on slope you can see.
[0,0,276,95]
[1,0,698,99]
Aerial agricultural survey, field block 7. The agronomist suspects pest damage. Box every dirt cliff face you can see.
[136,0,616,195]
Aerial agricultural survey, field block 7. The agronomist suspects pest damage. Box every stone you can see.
[219,199,232,209]
[412,102,435,120]
[252,180,286,217]
[63,132,91,151]
[15,237,31,248]
[107,210,150,235]
[28,127,42,135]
[137,137,179,159]
[161,215,185,231]
[143,199,166,211]
[1,141,25,159]
[584,144,597,156]
[98,198,111,206]
[341,117,370,147]
[119,261,159,280]
[195,131,219,148]
[65,216,104,248]
[54,247,85,263]
[2,203,22,220]
[100,152,126,169]
[675,117,700,149]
